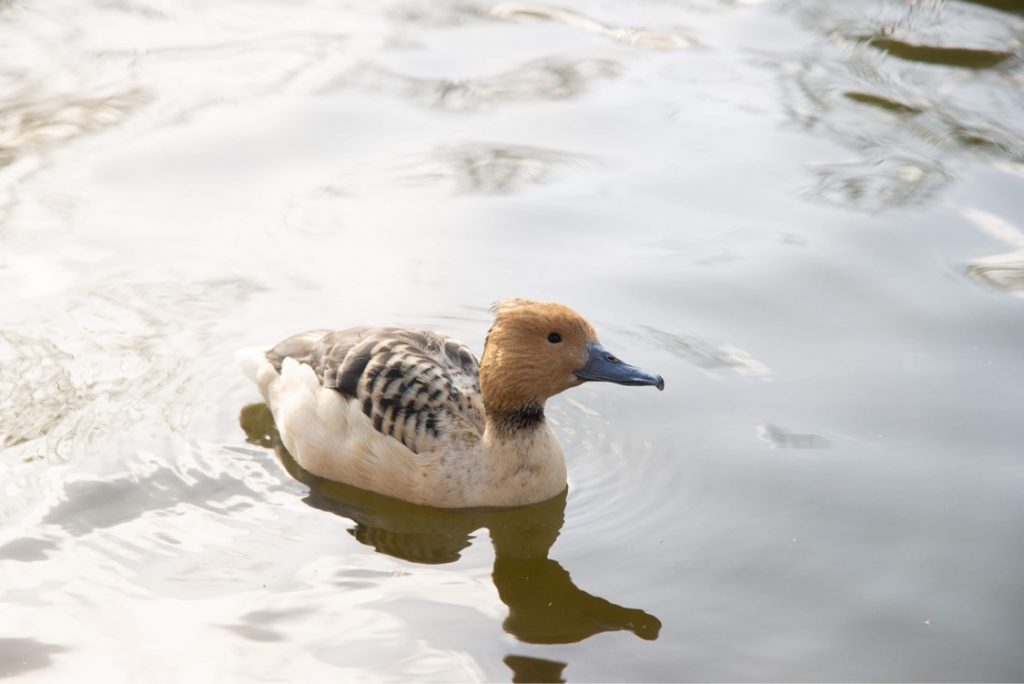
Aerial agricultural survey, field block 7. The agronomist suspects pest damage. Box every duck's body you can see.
[241,300,662,508]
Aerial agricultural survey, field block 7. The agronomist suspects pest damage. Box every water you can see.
[1,0,1023,680]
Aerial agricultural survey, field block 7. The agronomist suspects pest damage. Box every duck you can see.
[238,298,664,508]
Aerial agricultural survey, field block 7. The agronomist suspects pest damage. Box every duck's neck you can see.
[487,402,546,436]
[474,401,566,506]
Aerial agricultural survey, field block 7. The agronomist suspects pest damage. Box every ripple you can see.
[350,143,592,194]
[758,423,832,449]
[436,143,593,192]
[966,255,1024,297]
[776,1,1024,209]
[549,398,699,546]
[332,57,619,111]
[804,155,951,211]
[6,440,303,589]
[0,2,366,239]
[42,467,257,537]
[484,3,692,50]
[0,87,151,231]
[640,326,771,379]
[0,276,261,463]
[0,87,150,170]
[843,90,922,115]
[961,207,1024,298]
[284,143,594,235]
[1,441,498,680]
[866,36,1015,70]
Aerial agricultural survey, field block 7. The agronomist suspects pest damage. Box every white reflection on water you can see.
[484,3,693,50]
[1,442,496,681]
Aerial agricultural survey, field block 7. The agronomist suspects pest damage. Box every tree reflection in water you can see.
[239,402,661,650]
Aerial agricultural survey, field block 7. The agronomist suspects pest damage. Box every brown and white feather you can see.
[266,328,485,455]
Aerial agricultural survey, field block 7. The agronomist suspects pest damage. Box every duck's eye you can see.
[547,332,562,344]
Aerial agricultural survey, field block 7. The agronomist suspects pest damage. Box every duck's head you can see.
[479,299,664,418]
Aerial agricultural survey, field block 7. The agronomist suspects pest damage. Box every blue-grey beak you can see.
[575,342,664,391]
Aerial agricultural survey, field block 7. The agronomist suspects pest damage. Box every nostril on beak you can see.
[606,355,618,363]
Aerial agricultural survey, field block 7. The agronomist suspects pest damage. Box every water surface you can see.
[2,0,1023,681]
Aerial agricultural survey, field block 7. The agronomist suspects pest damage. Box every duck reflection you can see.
[504,655,568,684]
[240,402,660,645]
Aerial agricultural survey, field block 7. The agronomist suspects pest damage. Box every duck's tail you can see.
[235,346,269,384]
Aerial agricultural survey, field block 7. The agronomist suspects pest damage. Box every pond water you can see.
[2,0,1023,681]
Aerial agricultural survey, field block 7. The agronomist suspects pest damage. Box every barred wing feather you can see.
[266,328,485,454]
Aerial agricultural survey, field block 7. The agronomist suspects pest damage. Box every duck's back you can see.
[251,327,487,504]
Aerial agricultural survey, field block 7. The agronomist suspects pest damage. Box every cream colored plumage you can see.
[239,299,663,508]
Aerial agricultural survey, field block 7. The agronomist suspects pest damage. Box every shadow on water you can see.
[0,639,65,679]
[239,402,661,648]
[864,36,1015,70]
[958,0,1024,16]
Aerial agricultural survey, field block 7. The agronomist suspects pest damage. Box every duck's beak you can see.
[575,342,665,391]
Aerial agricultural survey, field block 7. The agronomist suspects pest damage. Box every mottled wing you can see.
[267,328,485,454]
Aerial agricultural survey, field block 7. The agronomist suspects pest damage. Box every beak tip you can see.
[655,376,665,391]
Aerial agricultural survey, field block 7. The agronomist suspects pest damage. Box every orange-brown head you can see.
[479,299,663,426]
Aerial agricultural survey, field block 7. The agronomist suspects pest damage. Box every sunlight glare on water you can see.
[1,0,1023,681]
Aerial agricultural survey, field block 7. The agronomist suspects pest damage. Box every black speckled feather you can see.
[266,328,485,454]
